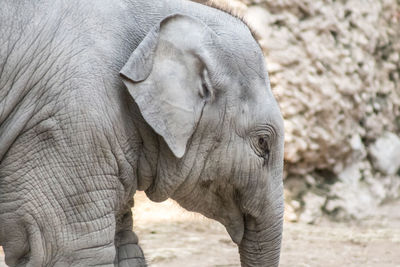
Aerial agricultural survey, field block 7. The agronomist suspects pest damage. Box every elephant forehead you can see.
[234,89,283,132]
[218,44,266,82]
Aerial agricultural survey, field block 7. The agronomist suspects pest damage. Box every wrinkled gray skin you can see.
[0,0,284,266]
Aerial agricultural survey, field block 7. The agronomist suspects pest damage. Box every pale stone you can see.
[369,132,400,175]
[299,192,326,224]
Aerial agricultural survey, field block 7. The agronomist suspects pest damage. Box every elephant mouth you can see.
[225,215,245,245]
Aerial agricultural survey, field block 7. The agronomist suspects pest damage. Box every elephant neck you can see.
[135,121,177,202]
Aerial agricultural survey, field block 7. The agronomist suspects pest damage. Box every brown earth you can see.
[1,192,400,266]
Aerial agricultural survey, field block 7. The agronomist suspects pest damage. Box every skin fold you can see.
[0,0,284,266]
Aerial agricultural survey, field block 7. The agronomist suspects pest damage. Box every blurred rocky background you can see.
[194,0,400,223]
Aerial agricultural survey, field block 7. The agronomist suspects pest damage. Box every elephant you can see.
[0,0,285,266]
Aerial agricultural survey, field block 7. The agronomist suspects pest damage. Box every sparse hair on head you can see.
[192,0,262,45]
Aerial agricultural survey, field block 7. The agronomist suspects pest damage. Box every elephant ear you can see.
[120,14,216,158]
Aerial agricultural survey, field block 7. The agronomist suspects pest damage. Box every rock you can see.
[325,180,377,221]
[298,192,326,224]
[284,178,307,198]
[337,161,362,185]
[369,132,400,175]
[284,203,298,222]
[327,160,383,220]
[349,134,367,160]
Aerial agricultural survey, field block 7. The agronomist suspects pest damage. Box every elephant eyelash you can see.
[258,137,270,153]
[250,135,270,164]
[258,136,270,165]
[257,137,270,159]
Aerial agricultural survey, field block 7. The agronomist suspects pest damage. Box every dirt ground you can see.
[1,192,400,266]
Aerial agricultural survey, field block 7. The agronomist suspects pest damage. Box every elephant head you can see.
[121,14,284,266]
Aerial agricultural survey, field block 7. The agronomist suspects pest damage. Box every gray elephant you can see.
[0,0,284,266]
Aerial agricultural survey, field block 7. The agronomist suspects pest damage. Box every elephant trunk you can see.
[239,189,284,266]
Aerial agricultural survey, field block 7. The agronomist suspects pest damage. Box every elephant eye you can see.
[254,136,270,163]
[258,137,269,154]
[258,137,266,147]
